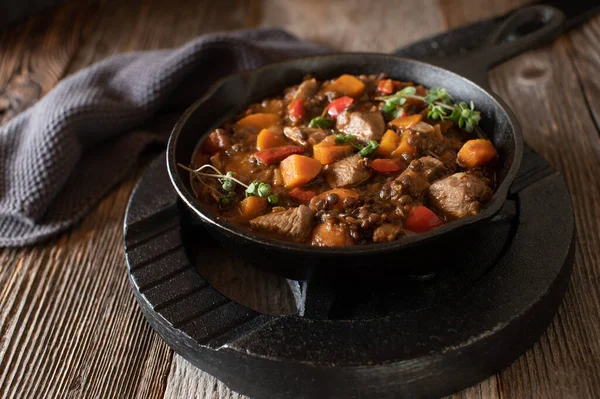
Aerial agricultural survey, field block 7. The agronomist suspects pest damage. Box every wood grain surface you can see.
[1,0,599,398]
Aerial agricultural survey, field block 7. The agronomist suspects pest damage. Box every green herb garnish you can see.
[308,116,334,129]
[218,171,235,191]
[177,164,276,208]
[246,180,273,199]
[424,87,452,104]
[257,182,271,197]
[358,140,379,157]
[334,133,378,157]
[377,87,482,132]
[218,193,235,207]
[455,101,481,132]
[335,132,358,145]
[245,181,260,197]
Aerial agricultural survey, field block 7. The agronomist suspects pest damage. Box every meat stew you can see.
[182,73,498,246]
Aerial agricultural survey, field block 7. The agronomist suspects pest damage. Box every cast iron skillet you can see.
[168,6,565,280]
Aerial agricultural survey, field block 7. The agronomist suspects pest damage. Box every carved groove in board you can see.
[128,243,184,272]
[153,283,210,312]
[158,287,231,326]
[129,247,192,289]
[172,298,232,329]
[142,268,206,309]
[137,263,195,292]
[125,219,180,251]
[125,199,179,229]
[178,301,261,346]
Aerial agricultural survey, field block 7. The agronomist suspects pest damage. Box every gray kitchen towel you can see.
[0,28,328,247]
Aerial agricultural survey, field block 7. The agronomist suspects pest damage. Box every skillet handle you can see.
[429,5,565,89]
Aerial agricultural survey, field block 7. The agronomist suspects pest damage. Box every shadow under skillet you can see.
[183,198,516,321]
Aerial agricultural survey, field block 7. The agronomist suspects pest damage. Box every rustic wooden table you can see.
[1,0,599,398]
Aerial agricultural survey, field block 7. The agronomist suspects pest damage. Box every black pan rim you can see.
[167,52,523,256]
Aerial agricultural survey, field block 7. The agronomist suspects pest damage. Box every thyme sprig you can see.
[376,86,482,132]
[177,164,279,206]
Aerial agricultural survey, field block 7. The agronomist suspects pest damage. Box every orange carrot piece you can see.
[289,187,316,203]
[312,137,353,165]
[377,130,401,158]
[310,223,354,247]
[457,139,498,168]
[326,74,365,98]
[390,114,423,129]
[391,131,417,156]
[256,129,285,151]
[279,154,322,188]
[236,113,280,130]
[237,196,268,221]
[309,188,359,211]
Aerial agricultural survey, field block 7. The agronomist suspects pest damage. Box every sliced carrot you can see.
[309,188,359,211]
[280,154,322,188]
[313,136,353,165]
[236,113,280,130]
[237,196,268,221]
[289,187,317,204]
[377,129,401,158]
[256,129,285,151]
[390,114,422,129]
[457,139,498,168]
[368,158,405,173]
[255,145,304,165]
[326,74,365,98]
[391,131,417,156]
[310,223,354,247]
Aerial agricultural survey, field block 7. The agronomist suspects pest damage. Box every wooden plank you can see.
[0,0,598,399]
[0,0,102,124]
[441,1,600,398]
[488,35,600,399]
[0,0,254,398]
[258,0,444,52]
[65,0,253,74]
[567,16,600,160]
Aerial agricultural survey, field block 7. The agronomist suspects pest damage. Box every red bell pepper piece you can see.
[325,96,354,117]
[254,145,304,165]
[288,98,305,121]
[405,205,442,233]
[289,187,316,203]
[368,158,405,173]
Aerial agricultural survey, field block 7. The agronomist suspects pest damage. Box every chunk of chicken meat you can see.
[324,154,372,188]
[249,205,315,242]
[394,156,448,197]
[293,79,318,100]
[336,110,385,142]
[283,127,329,147]
[428,172,493,219]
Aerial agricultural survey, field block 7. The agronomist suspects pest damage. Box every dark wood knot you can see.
[0,75,41,124]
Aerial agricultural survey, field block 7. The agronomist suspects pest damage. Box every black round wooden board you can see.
[124,144,574,399]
